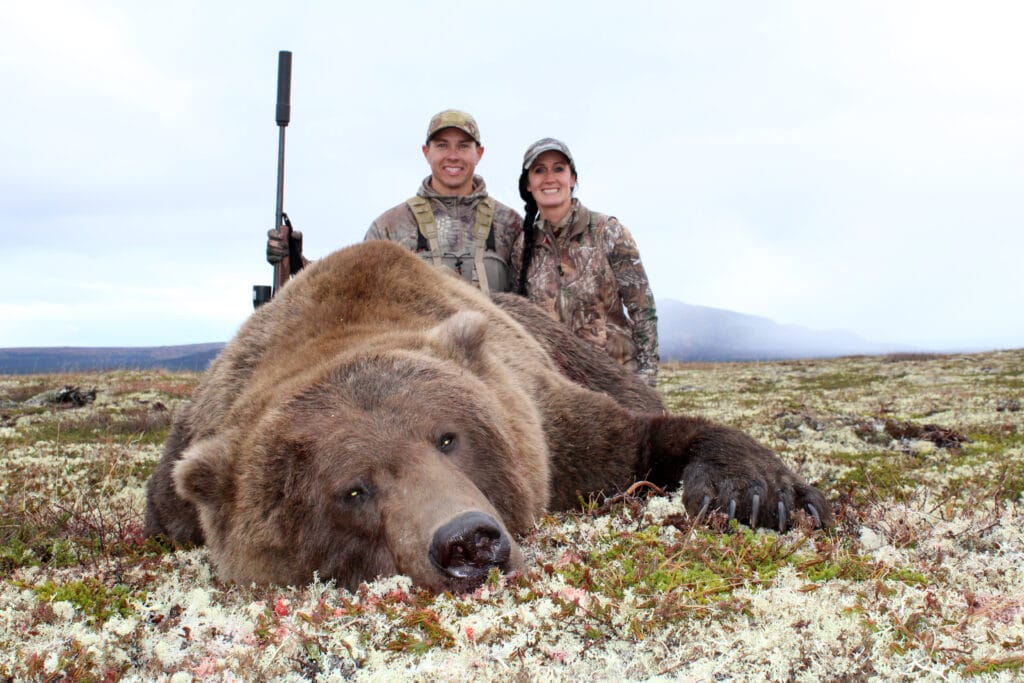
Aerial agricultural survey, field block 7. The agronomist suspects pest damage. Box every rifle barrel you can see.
[272,51,292,295]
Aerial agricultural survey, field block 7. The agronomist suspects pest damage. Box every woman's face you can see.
[526,151,576,219]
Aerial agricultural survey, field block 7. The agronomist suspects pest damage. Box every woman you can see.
[511,138,659,386]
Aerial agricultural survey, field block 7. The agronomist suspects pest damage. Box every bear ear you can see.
[172,436,233,506]
[431,311,488,366]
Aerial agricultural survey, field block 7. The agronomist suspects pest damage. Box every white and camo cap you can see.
[522,137,575,171]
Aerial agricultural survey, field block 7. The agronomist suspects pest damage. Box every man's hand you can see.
[266,228,288,265]
[267,228,303,265]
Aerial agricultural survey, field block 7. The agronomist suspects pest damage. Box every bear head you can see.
[171,311,550,593]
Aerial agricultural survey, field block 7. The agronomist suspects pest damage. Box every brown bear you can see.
[145,240,831,593]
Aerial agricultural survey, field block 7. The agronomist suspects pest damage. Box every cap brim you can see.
[427,125,480,145]
[523,143,573,170]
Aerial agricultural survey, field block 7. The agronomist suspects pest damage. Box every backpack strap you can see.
[471,197,496,295]
[406,197,441,267]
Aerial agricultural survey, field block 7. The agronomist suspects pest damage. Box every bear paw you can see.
[645,416,833,532]
[679,452,832,532]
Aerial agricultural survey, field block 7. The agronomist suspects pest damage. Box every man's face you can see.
[422,128,484,196]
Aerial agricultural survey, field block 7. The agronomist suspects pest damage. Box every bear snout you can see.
[429,511,514,592]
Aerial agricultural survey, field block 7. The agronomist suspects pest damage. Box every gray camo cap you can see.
[522,137,576,171]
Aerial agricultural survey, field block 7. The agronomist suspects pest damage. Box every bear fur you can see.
[145,240,831,592]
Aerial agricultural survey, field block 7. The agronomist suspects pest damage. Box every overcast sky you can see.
[2,1,1022,352]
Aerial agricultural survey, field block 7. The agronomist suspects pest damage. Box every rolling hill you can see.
[0,300,908,374]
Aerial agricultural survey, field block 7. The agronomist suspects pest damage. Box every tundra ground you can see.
[1,350,1022,681]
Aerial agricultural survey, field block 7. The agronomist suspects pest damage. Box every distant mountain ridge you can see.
[0,343,224,374]
[0,300,907,374]
[656,299,907,362]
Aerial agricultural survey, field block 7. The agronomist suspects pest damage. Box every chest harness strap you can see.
[407,196,497,295]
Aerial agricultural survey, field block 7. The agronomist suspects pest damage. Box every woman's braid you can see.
[516,168,539,296]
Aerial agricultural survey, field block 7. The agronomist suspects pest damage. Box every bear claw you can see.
[807,503,821,528]
[699,495,711,518]
[750,494,760,527]
[777,501,786,532]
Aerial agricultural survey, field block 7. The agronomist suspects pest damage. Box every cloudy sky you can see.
[2,1,1022,352]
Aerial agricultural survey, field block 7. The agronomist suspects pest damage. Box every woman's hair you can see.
[516,168,538,296]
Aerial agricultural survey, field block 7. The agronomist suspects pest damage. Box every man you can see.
[365,109,522,294]
[268,110,522,294]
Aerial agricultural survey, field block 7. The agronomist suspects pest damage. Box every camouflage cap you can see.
[522,137,575,172]
[425,109,481,144]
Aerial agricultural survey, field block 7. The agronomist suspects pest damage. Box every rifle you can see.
[253,50,294,308]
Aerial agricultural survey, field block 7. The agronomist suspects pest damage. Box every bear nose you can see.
[429,511,512,590]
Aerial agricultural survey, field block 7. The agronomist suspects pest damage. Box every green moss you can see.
[0,507,80,571]
[884,567,929,586]
[966,427,1024,450]
[738,378,782,395]
[0,494,167,571]
[942,462,1024,503]
[661,394,711,413]
[24,578,137,623]
[827,451,924,502]
[795,371,883,391]
[542,512,936,629]
[959,655,1024,675]
[19,408,173,446]
[388,607,455,652]
[0,381,53,403]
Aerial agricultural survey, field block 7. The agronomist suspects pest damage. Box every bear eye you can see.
[339,484,371,505]
[436,432,457,453]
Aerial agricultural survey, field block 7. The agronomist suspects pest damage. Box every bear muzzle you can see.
[428,511,518,593]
